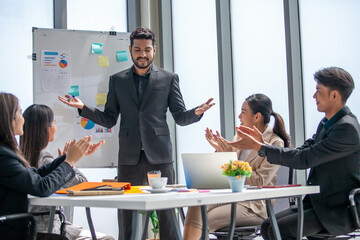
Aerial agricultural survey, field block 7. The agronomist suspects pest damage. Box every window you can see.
[67,0,127,32]
[299,0,360,138]
[231,0,290,133]
[0,0,53,109]
[172,0,220,184]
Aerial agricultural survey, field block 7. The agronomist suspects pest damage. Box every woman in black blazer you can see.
[0,92,97,240]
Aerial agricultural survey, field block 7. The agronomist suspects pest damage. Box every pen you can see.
[81,185,124,191]
[67,95,76,103]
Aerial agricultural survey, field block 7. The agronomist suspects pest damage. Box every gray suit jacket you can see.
[263,106,360,235]
[80,65,200,165]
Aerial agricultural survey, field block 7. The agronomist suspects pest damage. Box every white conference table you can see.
[29,185,319,240]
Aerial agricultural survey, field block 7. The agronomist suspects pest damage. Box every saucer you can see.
[146,188,172,193]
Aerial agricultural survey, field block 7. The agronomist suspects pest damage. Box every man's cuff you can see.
[258,144,268,157]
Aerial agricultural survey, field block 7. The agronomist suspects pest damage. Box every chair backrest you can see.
[273,166,293,213]
[0,213,37,240]
[349,188,360,229]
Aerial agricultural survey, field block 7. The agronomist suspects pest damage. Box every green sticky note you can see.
[116,51,128,62]
[68,85,79,96]
[92,43,103,54]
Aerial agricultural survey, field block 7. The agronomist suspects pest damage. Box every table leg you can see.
[227,202,237,240]
[296,196,304,240]
[47,206,56,233]
[168,209,183,240]
[85,207,97,240]
[117,209,124,240]
[141,211,150,240]
[130,210,138,240]
[265,199,281,240]
[200,205,208,240]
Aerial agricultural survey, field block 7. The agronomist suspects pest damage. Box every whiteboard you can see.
[33,28,132,167]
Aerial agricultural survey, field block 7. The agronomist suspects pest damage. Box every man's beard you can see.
[132,56,153,69]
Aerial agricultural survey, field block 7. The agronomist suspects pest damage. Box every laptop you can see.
[181,152,237,189]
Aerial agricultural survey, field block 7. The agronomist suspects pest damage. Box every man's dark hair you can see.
[130,27,156,47]
[314,67,355,103]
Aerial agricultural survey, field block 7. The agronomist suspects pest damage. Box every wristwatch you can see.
[258,144,267,157]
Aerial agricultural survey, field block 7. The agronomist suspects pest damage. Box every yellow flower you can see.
[221,160,252,177]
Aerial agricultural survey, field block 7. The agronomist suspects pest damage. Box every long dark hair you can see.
[19,104,54,168]
[246,94,290,147]
[0,92,29,167]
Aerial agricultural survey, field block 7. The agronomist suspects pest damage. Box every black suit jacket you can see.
[0,145,74,240]
[80,65,200,166]
[264,107,360,235]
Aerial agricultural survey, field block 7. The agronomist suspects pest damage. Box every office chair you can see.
[31,210,68,237]
[306,188,360,240]
[1,210,70,240]
[0,212,37,240]
[0,210,70,240]
[211,166,294,240]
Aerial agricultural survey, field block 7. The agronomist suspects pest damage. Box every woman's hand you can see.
[64,136,92,167]
[58,140,71,157]
[205,128,222,152]
[85,140,105,156]
[216,136,235,152]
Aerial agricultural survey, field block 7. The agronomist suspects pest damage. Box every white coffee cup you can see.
[149,177,168,189]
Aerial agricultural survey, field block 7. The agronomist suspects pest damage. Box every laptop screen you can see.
[181,152,237,189]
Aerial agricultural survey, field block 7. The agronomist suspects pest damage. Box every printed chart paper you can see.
[41,50,71,91]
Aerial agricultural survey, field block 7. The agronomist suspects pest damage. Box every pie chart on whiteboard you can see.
[81,118,95,130]
[59,59,68,68]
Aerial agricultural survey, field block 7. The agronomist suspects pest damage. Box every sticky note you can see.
[98,56,109,67]
[92,43,103,54]
[96,93,107,105]
[116,51,128,62]
[68,85,79,96]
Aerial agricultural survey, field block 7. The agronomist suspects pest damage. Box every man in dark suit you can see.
[229,67,360,239]
[59,27,214,239]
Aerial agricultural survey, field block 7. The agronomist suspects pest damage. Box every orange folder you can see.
[56,182,131,194]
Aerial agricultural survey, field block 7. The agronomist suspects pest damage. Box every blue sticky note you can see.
[68,85,79,96]
[92,43,103,54]
[116,51,128,62]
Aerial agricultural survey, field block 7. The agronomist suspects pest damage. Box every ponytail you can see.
[271,112,290,147]
[246,94,290,148]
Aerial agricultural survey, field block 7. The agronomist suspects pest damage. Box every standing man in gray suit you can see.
[229,67,360,239]
[59,27,214,239]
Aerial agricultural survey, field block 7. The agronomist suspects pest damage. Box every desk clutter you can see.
[56,182,131,196]
[55,182,302,196]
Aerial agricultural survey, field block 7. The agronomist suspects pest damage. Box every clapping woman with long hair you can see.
[0,92,95,240]
[19,104,113,240]
[184,93,290,240]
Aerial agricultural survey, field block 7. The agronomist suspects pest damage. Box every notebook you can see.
[181,152,237,189]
